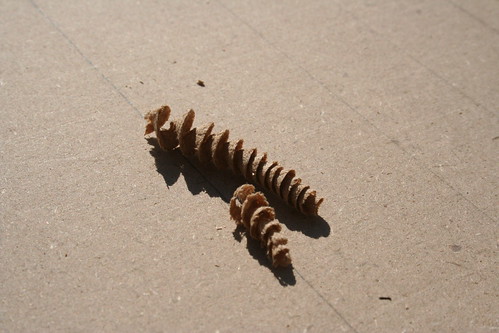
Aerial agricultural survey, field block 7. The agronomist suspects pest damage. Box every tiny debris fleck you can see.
[216,226,223,230]
[139,81,144,84]
[197,80,205,87]
[214,264,220,267]
[379,297,392,301]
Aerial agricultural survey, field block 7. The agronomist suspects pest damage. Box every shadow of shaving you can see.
[147,137,328,284]
[147,137,330,238]
[256,186,331,239]
[233,226,296,286]
[147,137,238,202]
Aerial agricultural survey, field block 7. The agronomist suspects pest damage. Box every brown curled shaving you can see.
[145,105,324,216]
[230,184,291,267]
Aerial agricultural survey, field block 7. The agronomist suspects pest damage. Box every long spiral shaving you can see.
[230,184,291,267]
[144,105,324,216]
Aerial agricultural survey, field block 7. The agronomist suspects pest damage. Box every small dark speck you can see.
[214,264,220,267]
[390,139,400,145]
[447,261,462,267]
[492,136,499,141]
[379,297,392,301]
[450,244,462,252]
[65,254,68,257]
[172,60,177,64]
[197,80,205,87]
[139,81,144,84]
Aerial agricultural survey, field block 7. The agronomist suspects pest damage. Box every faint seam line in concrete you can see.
[343,5,497,119]
[213,3,359,331]
[336,8,499,224]
[404,53,491,112]
[294,269,359,333]
[447,0,499,35]
[28,0,230,212]
[215,0,497,225]
[408,48,490,109]
[27,0,142,118]
[184,157,231,203]
[420,165,497,223]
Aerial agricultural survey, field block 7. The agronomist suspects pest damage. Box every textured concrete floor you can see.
[1,0,498,332]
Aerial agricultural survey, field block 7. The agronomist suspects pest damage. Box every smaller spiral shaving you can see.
[144,105,324,216]
[230,184,291,267]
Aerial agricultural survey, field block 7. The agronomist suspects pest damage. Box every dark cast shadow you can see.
[254,183,331,239]
[233,225,296,286]
[147,137,329,285]
[147,137,240,202]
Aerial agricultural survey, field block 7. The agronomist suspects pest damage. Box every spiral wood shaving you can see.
[230,184,291,267]
[144,105,324,216]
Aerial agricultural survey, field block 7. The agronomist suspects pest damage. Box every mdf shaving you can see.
[230,184,291,267]
[144,105,324,216]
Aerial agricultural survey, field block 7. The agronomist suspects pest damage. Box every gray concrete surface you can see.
[1,0,497,331]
